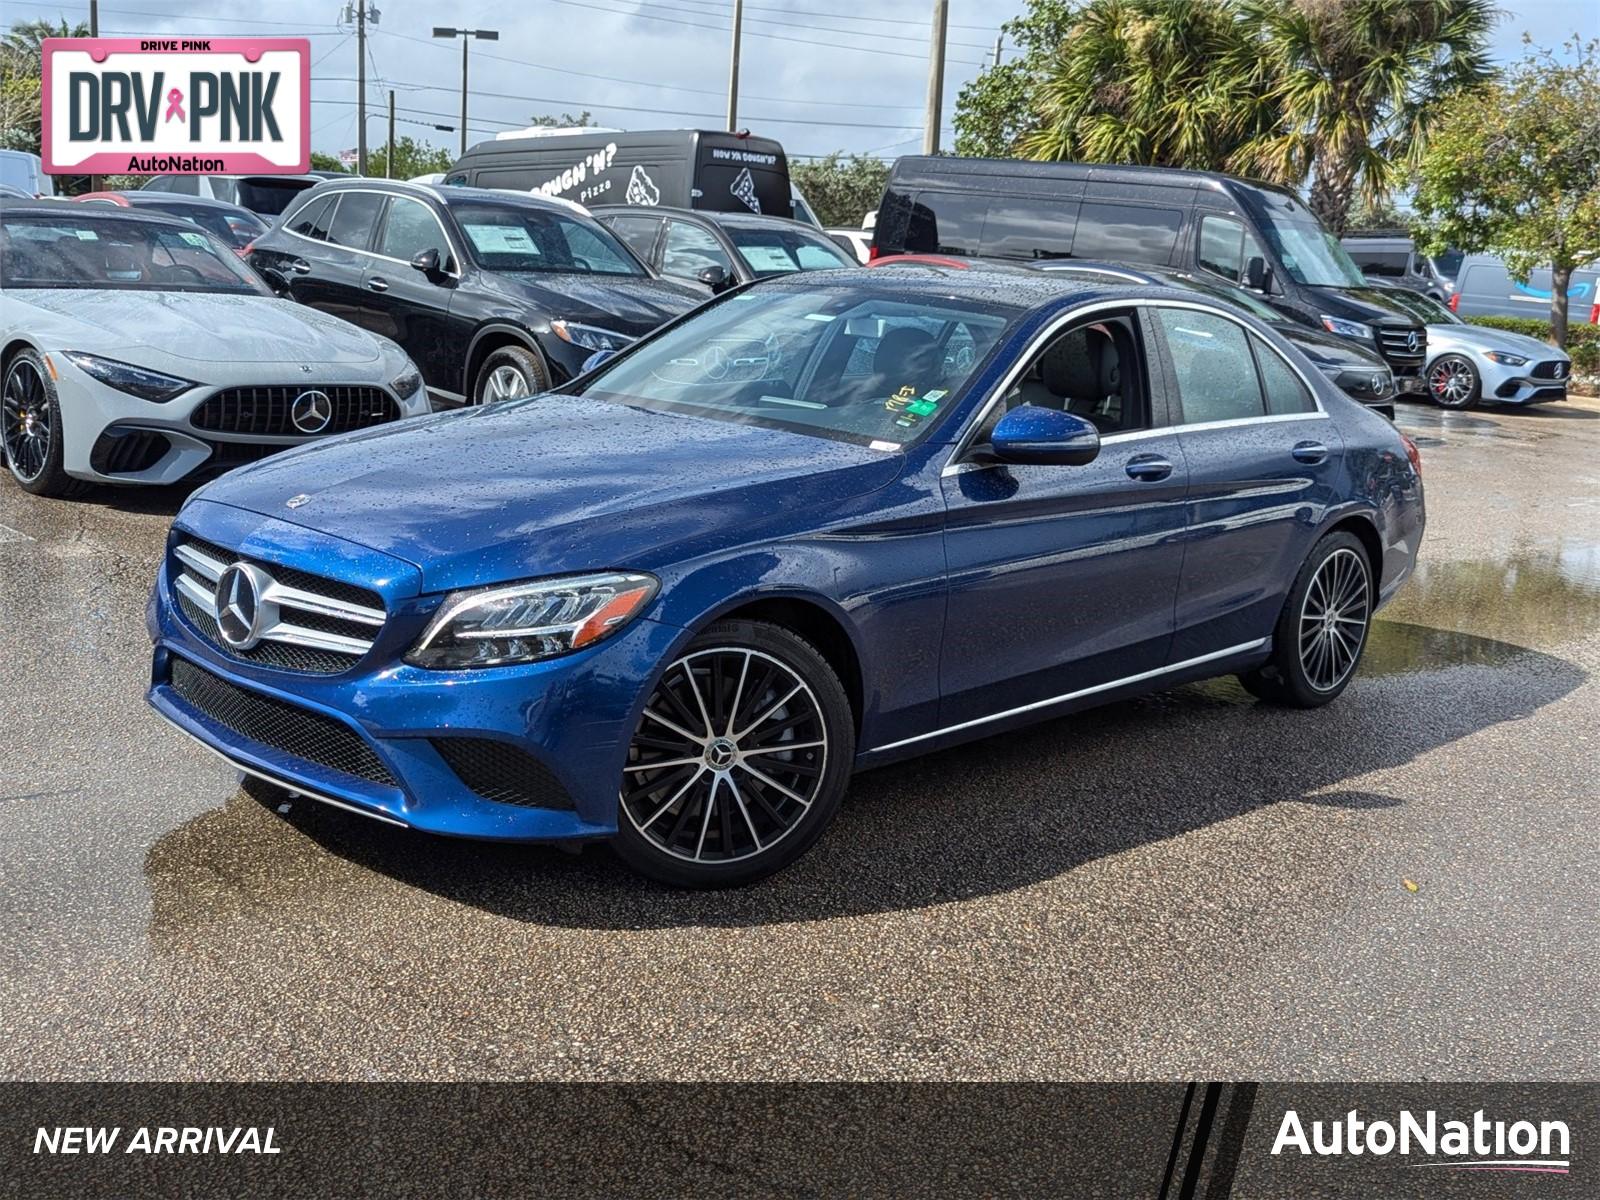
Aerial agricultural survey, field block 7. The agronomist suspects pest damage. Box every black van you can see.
[871,156,1430,389]
[444,130,792,219]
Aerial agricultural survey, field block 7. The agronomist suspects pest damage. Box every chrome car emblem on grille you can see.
[1406,330,1420,353]
[1554,362,1567,378]
[1371,374,1389,395]
[285,493,311,509]
[290,389,333,434]
[299,364,313,374]
[213,562,272,650]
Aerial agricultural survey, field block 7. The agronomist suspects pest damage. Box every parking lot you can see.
[1,394,1596,1082]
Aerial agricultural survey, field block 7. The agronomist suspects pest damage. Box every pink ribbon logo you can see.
[164,88,185,123]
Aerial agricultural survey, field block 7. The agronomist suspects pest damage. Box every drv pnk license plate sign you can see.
[41,38,309,176]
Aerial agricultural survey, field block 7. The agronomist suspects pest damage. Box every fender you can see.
[461,321,545,396]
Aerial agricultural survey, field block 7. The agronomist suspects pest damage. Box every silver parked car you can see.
[1371,286,1572,409]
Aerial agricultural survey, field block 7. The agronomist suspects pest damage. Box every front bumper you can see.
[145,506,685,841]
[55,359,430,486]
[1479,357,1570,404]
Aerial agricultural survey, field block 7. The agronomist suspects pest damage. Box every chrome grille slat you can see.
[171,537,386,674]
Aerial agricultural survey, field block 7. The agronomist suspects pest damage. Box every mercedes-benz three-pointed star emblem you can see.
[213,562,272,650]
[290,389,333,434]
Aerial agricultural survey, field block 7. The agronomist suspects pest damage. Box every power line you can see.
[630,0,994,51]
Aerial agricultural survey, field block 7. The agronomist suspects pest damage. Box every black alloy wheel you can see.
[2,351,87,497]
[613,620,854,887]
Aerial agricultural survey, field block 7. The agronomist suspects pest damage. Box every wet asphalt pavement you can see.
[1,397,1597,1082]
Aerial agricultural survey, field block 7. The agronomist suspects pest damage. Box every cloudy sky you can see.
[14,0,1595,163]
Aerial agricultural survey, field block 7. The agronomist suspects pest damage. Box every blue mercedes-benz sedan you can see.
[146,265,1424,886]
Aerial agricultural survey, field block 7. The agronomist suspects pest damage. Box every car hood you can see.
[1430,323,1563,360]
[192,394,903,593]
[16,290,386,364]
[1308,284,1427,327]
[495,273,702,337]
[1276,322,1385,369]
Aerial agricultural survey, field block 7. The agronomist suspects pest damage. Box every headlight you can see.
[390,366,423,398]
[60,352,194,402]
[550,320,633,353]
[1484,351,1528,366]
[406,571,658,669]
[1319,316,1373,341]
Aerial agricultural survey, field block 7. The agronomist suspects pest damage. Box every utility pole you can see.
[433,28,499,158]
[87,0,99,192]
[356,0,366,174]
[726,0,743,131]
[386,90,395,178]
[993,33,1003,67]
[922,0,948,155]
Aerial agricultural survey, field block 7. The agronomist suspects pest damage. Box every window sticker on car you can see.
[885,384,918,413]
[178,231,208,247]
[804,312,836,322]
[739,245,799,273]
[462,224,537,255]
[74,229,98,240]
[922,389,947,402]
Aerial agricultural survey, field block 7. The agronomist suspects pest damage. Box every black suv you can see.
[593,205,855,294]
[248,180,701,406]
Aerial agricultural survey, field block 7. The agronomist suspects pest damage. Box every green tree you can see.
[309,151,349,174]
[788,153,889,228]
[1,18,89,153]
[527,111,594,128]
[364,136,453,180]
[953,0,1076,157]
[1414,38,1600,349]
[1017,0,1277,170]
[1236,0,1495,235]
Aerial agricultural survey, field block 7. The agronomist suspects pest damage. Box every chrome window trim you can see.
[868,638,1270,753]
[941,296,1328,477]
[281,186,465,280]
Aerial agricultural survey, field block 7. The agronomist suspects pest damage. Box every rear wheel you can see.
[612,620,854,887]
[1240,531,1373,708]
[1427,354,1479,409]
[2,350,89,498]
[472,344,549,405]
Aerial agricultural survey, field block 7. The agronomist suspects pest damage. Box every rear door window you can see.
[980,197,1076,260]
[1253,339,1318,415]
[327,192,386,251]
[1155,308,1265,423]
[904,192,989,256]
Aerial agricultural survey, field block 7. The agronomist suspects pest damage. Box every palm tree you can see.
[1,18,88,154]
[1019,0,1279,171]
[3,17,89,61]
[1233,0,1496,234]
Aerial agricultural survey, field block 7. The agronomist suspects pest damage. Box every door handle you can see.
[367,277,390,292]
[1291,440,1329,464]
[1125,453,1173,482]
[288,258,312,275]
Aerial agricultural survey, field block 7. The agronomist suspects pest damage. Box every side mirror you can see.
[581,348,617,374]
[410,247,442,276]
[696,264,730,292]
[989,406,1101,467]
[258,267,291,296]
[1244,255,1271,292]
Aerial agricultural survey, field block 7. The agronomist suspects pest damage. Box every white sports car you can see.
[1,202,430,498]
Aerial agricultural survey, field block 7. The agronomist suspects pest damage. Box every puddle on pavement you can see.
[1372,541,1600,668]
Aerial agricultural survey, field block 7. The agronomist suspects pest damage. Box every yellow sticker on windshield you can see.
[885,384,917,413]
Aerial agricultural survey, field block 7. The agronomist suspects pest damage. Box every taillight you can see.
[1448,293,1460,312]
[1589,300,1598,325]
[867,244,881,262]
[1400,433,1422,478]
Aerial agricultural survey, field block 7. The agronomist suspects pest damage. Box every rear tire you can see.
[472,344,549,405]
[2,350,90,498]
[1427,353,1479,410]
[1239,531,1373,708]
[611,619,855,888]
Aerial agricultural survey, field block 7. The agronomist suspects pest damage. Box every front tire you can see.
[1239,531,1373,708]
[472,344,549,405]
[1427,354,1480,410]
[612,620,855,887]
[2,350,89,498]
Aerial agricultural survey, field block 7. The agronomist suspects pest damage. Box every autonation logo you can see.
[1273,1108,1571,1174]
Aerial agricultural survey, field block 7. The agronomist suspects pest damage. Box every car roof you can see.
[308,176,588,215]
[104,191,258,214]
[592,204,814,230]
[0,201,196,230]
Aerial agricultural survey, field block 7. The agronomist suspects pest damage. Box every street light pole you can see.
[433,27,499,159]
[726,0,743,132]
[356,0,366,174]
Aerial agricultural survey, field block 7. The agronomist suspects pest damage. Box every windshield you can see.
[450,200,646,276]
[575,282,1016,448]
[1259,217,1366,288]
[0,213,267,293]
[726,225,855,276]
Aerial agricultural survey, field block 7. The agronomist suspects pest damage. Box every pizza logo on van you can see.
[625,165,661,206]
[730,166,760,214]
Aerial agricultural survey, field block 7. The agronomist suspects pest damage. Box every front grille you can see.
[1531,360,1569,380]
[1375,325,1427,364]
[171,536,385,674]
[169,657,395,786]
[432,738,574,810]
[191,385,398,436]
